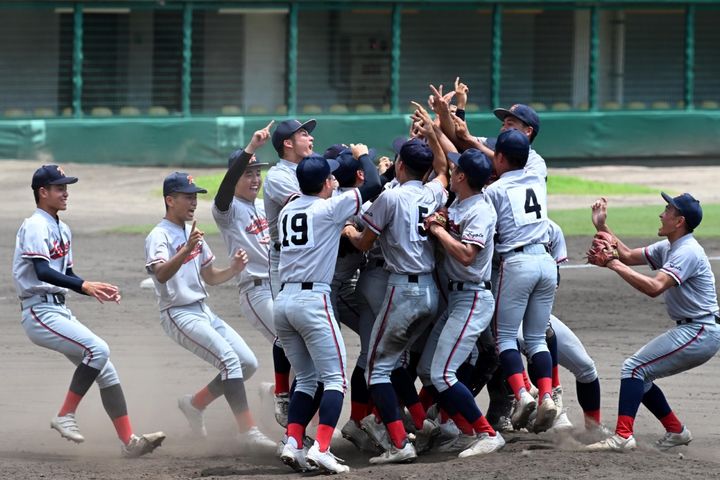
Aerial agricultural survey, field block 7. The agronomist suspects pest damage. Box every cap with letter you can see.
[271,118,317,154]
[493,104,540,140]
[227,149,269,169]
[31,164,78,189]
[163,172,208,196]
[661,192,703,230]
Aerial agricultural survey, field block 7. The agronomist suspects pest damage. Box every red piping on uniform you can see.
[367,286,395,385]
[492,261,505,342]
[167,308,230,379]
[246,292,274,338]
[443,291,479,388]
[643,247,658,270]
[353,190,361,215]
[30,307,93,364]
[323,294,347,392]
[361,214,382,234]
[23,252,51,260]
[631,325,705,379]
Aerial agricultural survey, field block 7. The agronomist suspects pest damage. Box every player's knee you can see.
[430,367,452,393]
[240,353,259,380]
[620,356,642,379]
[88,339,111,368]
[575,361,598,384]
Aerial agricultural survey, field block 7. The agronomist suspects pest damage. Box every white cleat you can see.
[280,440,316,472]
[551,386,564,411]
[458,432,506,458]
[360,414,392,452]
[51,413,85,444]
[655,426,692,450]
[547,410,574,433]
[177,394,207,438]
[306,441,349,474]
[585,420,613,437]
[533,396,559,433]
[369,441,417,465]
[413,418,440,454]
[122,431,166,458]
[437,433,477,453]
[237,426,276,453]
[341,420,379,453]
[586,433,637,452]
[511,391,537,430]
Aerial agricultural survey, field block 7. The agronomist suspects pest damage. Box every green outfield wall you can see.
[1,111,718,166]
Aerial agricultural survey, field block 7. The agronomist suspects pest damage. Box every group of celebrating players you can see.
[13,78,719,474]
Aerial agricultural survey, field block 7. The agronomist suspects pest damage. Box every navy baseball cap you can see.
[31,164,78,189]
[447,149,493,185]
[332,151,361,187]
[483,137,497,150]
[493,104,540,138]
[163,172,208,196]
[323,143,349,160]
[661,192,703,230]
[296,154,340,192]
[272,119,317,154]
[495,128,530,160]
[227,149,269,169]
[399,138,434,171]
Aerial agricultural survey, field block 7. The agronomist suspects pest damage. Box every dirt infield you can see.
[2,161,720,479]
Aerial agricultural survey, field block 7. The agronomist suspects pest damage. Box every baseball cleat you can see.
[341,420,380,453]
[177,394,207,438]
[51,413,85,443]
[511,391,536,430]
[655,426,692,450]
[122,431,166,458]
[434,419,461,451]
[586,433,636,452]
[237,426,276,453]
[533,395,558,433]
[360,414,392,452]
[274,392,290,428]
[551,386,564,411]
[437,433,476,453]
[369,441,417,465]
[413,418,440,454]
[280,440,316,472]
[306,441,350,474]
[458,432,506,458]
[585,419,613,437]
[547,410,574,433]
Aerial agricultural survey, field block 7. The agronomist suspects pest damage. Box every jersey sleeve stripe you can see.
[643,247,658,270]
[22,252,50,260]
[461,237,485,248]
[555,256,568,264]
[660,267,682,285]
[145,257,167,267]
[283,193,300,206]
[353,189,360,215]
[201,255,215,267]
[361,214,382,235]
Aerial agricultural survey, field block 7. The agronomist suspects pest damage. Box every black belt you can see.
[513,244,550,253]
[273,242,281,252]
[448,281,491,292]
[676,316,720,326]
[253,278,263,287]
[374,259,385,268]
[408,274,418,283]
[280,282,314,291]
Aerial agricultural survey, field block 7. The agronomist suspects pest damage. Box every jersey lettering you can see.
[524,188,542,219]
[280,212,314,249]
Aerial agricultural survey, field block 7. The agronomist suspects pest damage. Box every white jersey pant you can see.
[161,302,258,381]
[22,302,120,388]
[356,261,390,319]
[621,320,720,391]
[494,248,557,356]
[274,282,348,396]
[517,314,598,384]
[366,273,438,387]
[239,279,276,344]
[269,247,281,300]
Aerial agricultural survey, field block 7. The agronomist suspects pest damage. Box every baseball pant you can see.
[22,303,120,388]
[239,279,276,344]
[621,320,720,390]
[366,273,439,387]
[331,275,375,369]
[356,261,390,319]
[269,247,281,300]
[161,301,258,381]
[494,248,557,356]
[274,282,348,396]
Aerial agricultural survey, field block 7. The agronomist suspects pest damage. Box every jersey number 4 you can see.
[524,188,542,219]
[281,213,309,247]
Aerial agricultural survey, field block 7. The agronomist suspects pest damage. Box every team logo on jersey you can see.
[246,217,269,235]
[177,241,203,263]
[49,239,70,259]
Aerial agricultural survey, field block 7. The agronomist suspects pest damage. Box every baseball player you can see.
[587,194,720,451]
[484,128,558,433]
[423,148,505,458]
[145,172,274,451]
[211,121,293,428]
[344,118,449,464]
[13,165,165,457]
[275,153,380,474]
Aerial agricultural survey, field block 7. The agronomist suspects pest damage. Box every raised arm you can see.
[591,197,645,266]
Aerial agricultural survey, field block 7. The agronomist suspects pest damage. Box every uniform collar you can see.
[279,159,299,170]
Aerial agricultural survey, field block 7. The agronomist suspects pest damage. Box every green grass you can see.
[547,175,657,195]
[552,204,720,237]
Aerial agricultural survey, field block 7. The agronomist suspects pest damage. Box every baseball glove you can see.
[594,231,618,248]
[586,237,619,267]
[424,209,448,231]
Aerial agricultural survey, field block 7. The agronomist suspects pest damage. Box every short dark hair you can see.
[401,158,427,180]
[503,150,528,169]
[299,176,329,195]
[457,168,485,191]
[33,187,41,204]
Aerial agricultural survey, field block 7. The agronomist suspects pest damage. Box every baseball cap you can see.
[227,149,269,169]
[31,164,78,189]
[332,151,361,187]
[392,136,408,155]
[296,154,340,193]
[493,104,540,137]
[483,137,497,151]
[323,143,349,160]
[447,149,493,185]
[399,138,434,172]
[163,172,208,196]
[272,119,317,154]
[495,128,530,160]
[661,192,703,230]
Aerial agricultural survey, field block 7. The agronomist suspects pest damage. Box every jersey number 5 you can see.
[281,213,309,247]
[417,205,429,237]
[524,188,542,219]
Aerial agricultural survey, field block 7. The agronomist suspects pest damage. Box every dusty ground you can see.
[2,161,720,479]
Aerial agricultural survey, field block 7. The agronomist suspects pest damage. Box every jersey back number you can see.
[280,211,315,249]
[507,184,547,226]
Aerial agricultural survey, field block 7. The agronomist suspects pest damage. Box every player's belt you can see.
[675,315,720,326]
[280,282,314,291]
[20,293,66,310]
[253,278,263,287]
[512,244,550,254]
[448,280,492,292]
[373,259,385,268]
[273,242,281,252]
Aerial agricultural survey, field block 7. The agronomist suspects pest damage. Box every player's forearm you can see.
[32,259,84,294]
[594,224,639,265]
[606,260,665,297]
[438,111,458,145]
[431,228,478,267]
[357,154,382,202]
[153,248,193,283]
[201,265,236,286]
[215,150,252,212]
[426,134,449,187]
[344,227,374,252]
